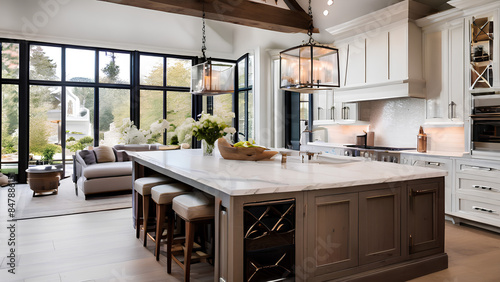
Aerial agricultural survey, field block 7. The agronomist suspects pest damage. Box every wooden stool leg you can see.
[166,208,175,273]
[143,194,151,247]
[135,191,142,239]
[184,221,195,282]
[155,204,166,261]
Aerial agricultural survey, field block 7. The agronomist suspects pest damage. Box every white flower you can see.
[224,127,236,134]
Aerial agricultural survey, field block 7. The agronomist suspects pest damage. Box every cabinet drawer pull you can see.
[463,165,492,171]
[410,188,436,197]
[426,162,442,166]
[472,185,497,192]
[472,206,496,214]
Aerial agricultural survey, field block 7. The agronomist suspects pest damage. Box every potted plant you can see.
[41,145,57,165]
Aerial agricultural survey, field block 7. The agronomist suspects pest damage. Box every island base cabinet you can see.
[304,180,445,281]
[359,188,401,265]
[305,186,402,279]
[306,193,359,277]
[408,179,444,255]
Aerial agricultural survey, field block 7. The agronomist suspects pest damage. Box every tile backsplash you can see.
[319,98,465,152]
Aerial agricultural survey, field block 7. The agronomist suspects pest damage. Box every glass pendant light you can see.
[190,8,235,95]
[280,0,340,92]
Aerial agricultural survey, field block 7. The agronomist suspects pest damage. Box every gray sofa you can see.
[73,144,162,197]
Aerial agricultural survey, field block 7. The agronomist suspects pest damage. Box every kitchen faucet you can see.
[300,125,328,145]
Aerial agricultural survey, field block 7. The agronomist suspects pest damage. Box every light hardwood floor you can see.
[1,185,500,281]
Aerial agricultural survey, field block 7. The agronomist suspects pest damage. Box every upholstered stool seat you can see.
[169,192,214,281]
[151,183,192,261]
[172,193,215,220]
[135,175,175,195]
[151,183,192,205]
[134,175,175,244]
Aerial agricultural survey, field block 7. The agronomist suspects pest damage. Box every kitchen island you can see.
[130,149,448,282]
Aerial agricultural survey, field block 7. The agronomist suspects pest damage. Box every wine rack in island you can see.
[243,199,296,282]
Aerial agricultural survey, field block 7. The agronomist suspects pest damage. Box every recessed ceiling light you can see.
[323,9,329,16]
[327,0,333,6]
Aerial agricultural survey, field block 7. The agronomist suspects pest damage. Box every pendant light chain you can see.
[307,0,315,44]
[201,4,207,61]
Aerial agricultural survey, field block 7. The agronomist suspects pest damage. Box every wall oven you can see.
[471,94,500,158]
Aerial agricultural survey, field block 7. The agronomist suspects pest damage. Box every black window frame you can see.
[1,37,197,183]
[236,53,253,141]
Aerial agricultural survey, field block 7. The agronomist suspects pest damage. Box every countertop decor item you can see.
[417,126,427,153]
[190,112,235,156]
[279,0,340,92]
[217,138,278,161]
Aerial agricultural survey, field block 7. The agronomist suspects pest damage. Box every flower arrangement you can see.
[116,118,171,144]
[170,118,196,145]
[175,112,235,155]
[192,112,235,145]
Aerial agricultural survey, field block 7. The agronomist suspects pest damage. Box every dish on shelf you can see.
[217,138,278,161]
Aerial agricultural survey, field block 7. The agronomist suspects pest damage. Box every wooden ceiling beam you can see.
[99,0,312,33]
[282,0,305,12]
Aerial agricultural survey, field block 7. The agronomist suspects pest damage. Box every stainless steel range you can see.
[343,145,415,163]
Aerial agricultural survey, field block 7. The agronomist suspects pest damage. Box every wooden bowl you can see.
[217,138,278,161]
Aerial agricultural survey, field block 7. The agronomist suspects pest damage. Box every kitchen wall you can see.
[320,98,465,152]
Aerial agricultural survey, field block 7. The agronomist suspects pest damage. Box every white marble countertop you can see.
[130,149,446,196]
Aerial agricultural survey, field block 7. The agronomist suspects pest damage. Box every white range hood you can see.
[326,0,433,102]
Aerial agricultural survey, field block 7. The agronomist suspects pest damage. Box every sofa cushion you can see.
[112,147,130,162]
[79,150,96,165]
[82,161,132,179]
[93,146,115,163]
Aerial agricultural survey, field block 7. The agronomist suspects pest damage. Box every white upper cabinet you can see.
[449,21,465,122]
[389,25,409,81]
[366,32,388,84]
[344,39,366,86]
[422,19,465,125]
[326,0,430,102]
[312,91,368,125]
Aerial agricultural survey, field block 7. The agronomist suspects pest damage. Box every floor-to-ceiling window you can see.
[0,38,198,183]
[237,53,254,141]
[1,38,255,183]
[1,42,20,177]
[139,54,193,144]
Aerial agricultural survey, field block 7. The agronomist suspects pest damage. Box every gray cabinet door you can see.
[359,187,401,265]
[408,179,444,254]
[307,192,358,276]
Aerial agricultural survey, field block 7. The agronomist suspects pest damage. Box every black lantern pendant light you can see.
[191,7,235,95]
[280,0,340,92]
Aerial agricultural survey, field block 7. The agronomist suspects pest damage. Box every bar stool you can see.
[134,175,175,245]
[151,183,192,261]
[169,192,214,281]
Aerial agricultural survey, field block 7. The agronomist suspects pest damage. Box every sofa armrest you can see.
[74,151,88,183]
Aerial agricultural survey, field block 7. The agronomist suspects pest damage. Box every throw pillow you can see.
[79,150,96,165]
[112,147,130,162]
[93,146,116,163]
[0,173,8,187]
